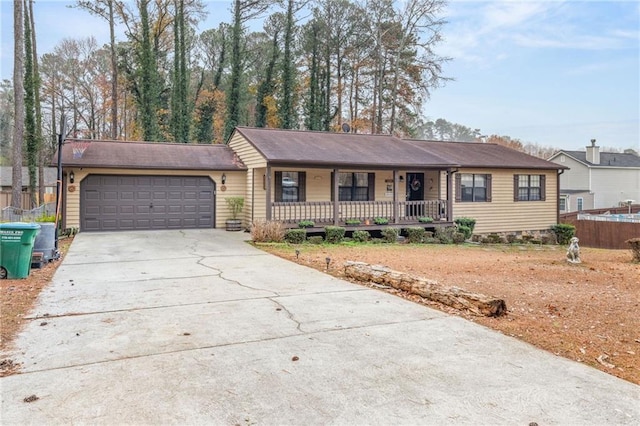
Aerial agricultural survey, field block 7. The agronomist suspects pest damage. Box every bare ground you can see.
[259,242,640,385]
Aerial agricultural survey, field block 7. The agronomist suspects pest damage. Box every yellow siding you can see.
[453,168,559,234]
[228,133,269,224]
[65,168,245,231]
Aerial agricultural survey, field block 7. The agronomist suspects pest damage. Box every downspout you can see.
[393,170,399,223]
[557,169,564,224]
[251,170,255,223]
[333,168,339,225]
[265,165,272,220]
[447,168,458,222]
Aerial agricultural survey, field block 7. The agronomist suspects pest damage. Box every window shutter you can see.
[368,173,375,201]
[540,174,546,201]
[274,171,282,202]
[455,174,461,202]
[513,175,519,202]
[298,172,306,202]
[330,172,335,201]
[486,174,492,202]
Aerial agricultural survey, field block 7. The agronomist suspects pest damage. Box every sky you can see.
[1,0,638,152]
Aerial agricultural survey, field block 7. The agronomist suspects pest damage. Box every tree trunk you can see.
[12,0,24,209]
[108,0,118,139]
[344,261,507,317]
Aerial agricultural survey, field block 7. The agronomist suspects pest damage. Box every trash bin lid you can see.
[0,222,41,230]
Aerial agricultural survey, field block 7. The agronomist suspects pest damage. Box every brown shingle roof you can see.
[54,139,246,171]
[405,139,568,170]
[234,127,457,168]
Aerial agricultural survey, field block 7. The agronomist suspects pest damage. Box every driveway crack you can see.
[196,257,279,296]
[269,298,304,332]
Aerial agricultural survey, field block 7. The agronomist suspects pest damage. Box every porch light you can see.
[221,173,226,185]
[399,175,404,182]
[69,171,75,184]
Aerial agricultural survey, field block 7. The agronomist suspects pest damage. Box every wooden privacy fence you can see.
[0,191,55,210]
[561,218,640,250]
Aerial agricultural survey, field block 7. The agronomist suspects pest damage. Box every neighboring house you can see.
[0,166,58,209]
[548,140,640,212]
[56,127,567,234]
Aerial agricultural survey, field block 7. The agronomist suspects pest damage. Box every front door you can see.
[406,173,424,217]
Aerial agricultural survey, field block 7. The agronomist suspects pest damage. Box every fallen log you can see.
[344,261,507,317]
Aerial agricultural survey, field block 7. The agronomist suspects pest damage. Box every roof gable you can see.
[558,150,640,168]
[55,139,246,171]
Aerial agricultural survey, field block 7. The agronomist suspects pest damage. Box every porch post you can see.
[266,165,272,220]
[446,168,454,222]
[393,170,399,223]
[333,168,339,225]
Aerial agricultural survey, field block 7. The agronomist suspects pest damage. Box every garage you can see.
[80,174,215,232]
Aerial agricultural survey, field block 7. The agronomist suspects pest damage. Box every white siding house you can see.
[548,140,640,212]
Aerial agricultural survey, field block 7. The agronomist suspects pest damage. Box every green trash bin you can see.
[0,222,41,279]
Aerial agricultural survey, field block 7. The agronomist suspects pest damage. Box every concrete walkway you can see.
[1,229,638,425]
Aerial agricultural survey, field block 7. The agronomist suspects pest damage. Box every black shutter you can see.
[540,174,546,201]
[275,171,282,202]
[513,175,520,202]
[455,174,461,202]
[486,174,492,202]
[298,172,306,202]
[330,172,335,201]
[368,173,375,201]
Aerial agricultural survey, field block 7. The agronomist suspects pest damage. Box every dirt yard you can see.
[1,238,73,352]
[260,242,640,385]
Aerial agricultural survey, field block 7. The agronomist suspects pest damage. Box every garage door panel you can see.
[81,174,216,232]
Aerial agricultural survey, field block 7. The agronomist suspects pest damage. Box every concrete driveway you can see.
[1,229,638,425]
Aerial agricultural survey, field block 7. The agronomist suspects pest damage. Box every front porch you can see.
[271,199,450,229]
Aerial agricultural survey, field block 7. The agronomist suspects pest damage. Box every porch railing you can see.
[272,200,447,224]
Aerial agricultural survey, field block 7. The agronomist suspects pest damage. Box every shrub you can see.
[626,238,640,262]
[418,216,434,223]
[298,220,315,228]
[424,237,440,244]
[284,229,306,244]
[506,234,517,244]
[307,235,324,244]
[452,232,466,244]
[381,227,399,243]
[435,226,456,244]
[325,226,345,243]
[251,220,285,243]
[424,231,434,238]
[225,197,244,220]
[345,219,361,226]
[551,223,576,245]
[454,217,476,234]
[404,227,425,243]
[36,214,56,223]
[374,217,389,225]
[457,225,472,240]
[487,233,501,244]
[352,230,370,243]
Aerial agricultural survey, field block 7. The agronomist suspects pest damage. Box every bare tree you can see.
[11,0,24,208]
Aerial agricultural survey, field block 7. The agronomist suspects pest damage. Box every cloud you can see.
[441,0,638,65]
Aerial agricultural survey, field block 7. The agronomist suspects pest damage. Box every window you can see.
[577,197,583,211]
[456,173,491,202]
[514,174,546,201]
[559,197,567,211]
[275,171,306,202]
[335,172,375,201]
